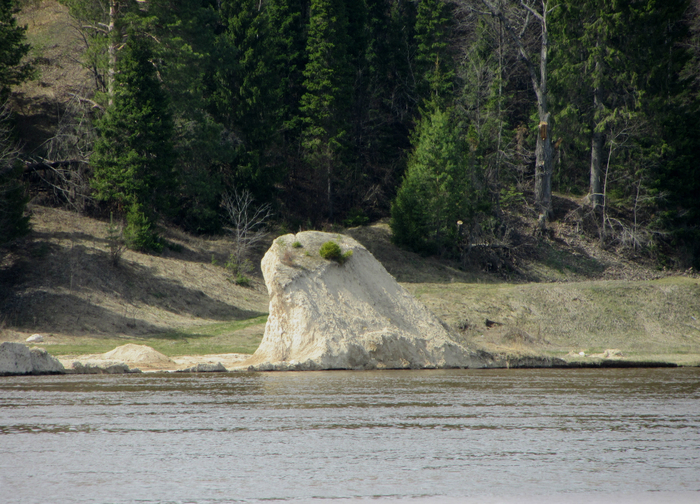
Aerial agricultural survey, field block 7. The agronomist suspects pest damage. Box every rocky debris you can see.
[61,345,237,372]
[245,231,492,371]
[0,342,65,375]
[69,361,140,374]
[175,362,227,373]
[26,334,44,343]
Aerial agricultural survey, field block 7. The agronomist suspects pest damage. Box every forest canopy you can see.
[3,0,700,267]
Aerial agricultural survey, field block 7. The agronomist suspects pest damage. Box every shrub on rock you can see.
[319,240,352,264]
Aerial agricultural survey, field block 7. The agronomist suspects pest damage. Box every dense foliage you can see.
[391,106,487,256]
[0,0,31,247]
[4,0,700,266]
[91,34,175,251]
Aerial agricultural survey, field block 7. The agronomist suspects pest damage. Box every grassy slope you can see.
[2,206,699,366]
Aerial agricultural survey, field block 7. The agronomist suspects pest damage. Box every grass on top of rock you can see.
[319,241,353,264]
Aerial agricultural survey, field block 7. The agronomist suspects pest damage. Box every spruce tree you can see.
[414,0,454,109]
[91,34,175,252]
[0,0,33,100]
[391,107,486,256]
[299,0,352,219]
[0,0,32,247]
[210,0,286,204]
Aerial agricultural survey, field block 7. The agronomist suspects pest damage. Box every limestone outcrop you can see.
[0,342,65,375]
[245,231,492,371]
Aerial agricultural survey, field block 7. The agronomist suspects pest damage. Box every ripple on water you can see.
[0,368,699,503]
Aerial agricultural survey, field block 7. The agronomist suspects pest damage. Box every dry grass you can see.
[0,206,269,349]
[12,0,92,153]
[2,206,699,365]
[406,278,700,365]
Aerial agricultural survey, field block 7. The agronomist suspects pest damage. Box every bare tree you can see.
[22,92,96,212]
[0,101,19,178]
[461,0,558,223]
[221,189,272,279]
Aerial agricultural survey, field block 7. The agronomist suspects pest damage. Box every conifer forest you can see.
[2,0,700,267]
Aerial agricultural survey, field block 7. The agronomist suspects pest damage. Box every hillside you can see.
[2,1,699,367]
[1,204,699,366]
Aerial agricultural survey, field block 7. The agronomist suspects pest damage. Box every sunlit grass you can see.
[44,315,268,357]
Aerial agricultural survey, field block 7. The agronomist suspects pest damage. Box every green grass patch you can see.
[45,315,268,357]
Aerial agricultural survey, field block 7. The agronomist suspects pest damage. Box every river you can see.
[1,368,699,503]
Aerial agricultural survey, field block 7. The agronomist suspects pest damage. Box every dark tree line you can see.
[2,0,700,266]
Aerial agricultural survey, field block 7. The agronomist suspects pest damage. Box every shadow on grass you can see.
[534,241,607,279]
[0,241,267,335]
[147,316,268,341]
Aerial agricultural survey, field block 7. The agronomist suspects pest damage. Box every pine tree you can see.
[299,0,352,219]
[266,0,308,138]
[414,0,454,108]
[0,0,33,101]
[91,34,175,252]
[0,0,32,248]
[391,107,486,256]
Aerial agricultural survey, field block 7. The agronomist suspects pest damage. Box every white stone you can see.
[245,231,490,371]
[0,342,64,375]
[0,342,32,375]
[29,347,65,374]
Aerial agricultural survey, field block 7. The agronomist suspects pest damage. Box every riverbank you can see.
[1,206,699,368]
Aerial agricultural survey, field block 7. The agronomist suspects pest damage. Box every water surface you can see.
[1,368,698,503]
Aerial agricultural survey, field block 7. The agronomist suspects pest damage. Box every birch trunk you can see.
[589,49,604,208]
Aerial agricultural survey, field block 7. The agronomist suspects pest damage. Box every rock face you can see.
[0,342,65,375]
[245,231,491,371]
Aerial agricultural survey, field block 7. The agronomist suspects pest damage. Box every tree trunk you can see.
[535,111,553,218]
[589,128,604,207]
[473,0,554,218]
[107,0,119,107]
[589,50,604,208]
[534,5,553,219]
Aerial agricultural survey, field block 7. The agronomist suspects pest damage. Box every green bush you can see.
[319,241,352,264]
[232,274,251,287]
[292,240,303,248]
[124,203,163,253]
[319,241,341,260]
[343,208,369,227]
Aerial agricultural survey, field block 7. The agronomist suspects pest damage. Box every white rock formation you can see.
[0,342,65,375]
[26,334,44,343]
[245,231,491,371]
[29,347,65,374]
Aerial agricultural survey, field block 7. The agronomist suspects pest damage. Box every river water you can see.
[1,368,699,504]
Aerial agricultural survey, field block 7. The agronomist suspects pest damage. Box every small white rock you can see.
[26,334,44,343]
[579,351,586,357]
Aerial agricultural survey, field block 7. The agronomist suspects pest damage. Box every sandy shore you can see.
[56,344,252,372]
